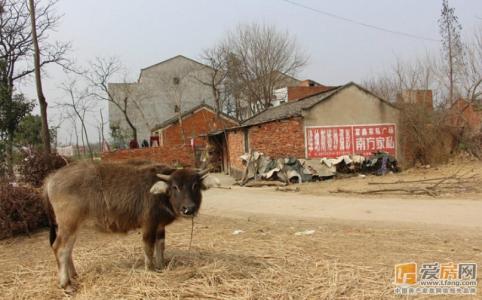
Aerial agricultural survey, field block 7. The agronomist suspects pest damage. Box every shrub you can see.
[0,142,7,178]
[0,183,48,239]
[399,104,452,166]
[18,149,68,188]
[453,128,482,159]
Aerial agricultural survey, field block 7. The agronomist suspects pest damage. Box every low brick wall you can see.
[101,144,195,166]
[226,117,306,177]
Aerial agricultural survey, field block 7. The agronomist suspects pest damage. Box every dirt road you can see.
[204,184,482,228]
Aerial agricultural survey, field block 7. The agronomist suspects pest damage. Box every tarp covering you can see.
[239,151,399,185]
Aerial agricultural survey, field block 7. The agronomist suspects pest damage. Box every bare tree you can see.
[199,46,229,115]
[0,0,69,172]
[85,57,139,142]
[202,23,307,120]
[362,72,398,103]
[0,0,70,84]
[462,27,482,102]
[95,108,108,152]
[1,0,69,144]
[439,0,464,104]
[66,114,80,155]
[58,79,95,158]
[362,55,436,103]
[232,23,307,116]
[28,0,50,154]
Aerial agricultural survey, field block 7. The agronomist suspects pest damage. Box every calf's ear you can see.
[150,181,169,194]
[201,175,221,190]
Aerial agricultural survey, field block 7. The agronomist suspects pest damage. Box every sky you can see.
[19,0,482,145]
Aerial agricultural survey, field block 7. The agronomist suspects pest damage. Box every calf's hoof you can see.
[145,263,156,271]
[63,285,77,295]
[59,278,70,289]
[155,260,165,270]
[60,280,76,295]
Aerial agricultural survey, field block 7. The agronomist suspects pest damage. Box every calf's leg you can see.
[52,225,78,289]
[67,240,78,279]
[154,227,165,269]
[142,225,156,271]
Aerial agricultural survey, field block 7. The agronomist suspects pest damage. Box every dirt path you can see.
[203,186,482,228]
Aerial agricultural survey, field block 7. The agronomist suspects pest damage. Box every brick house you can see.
[151,103,238,146]
[102,104,238,168]
[226,82,401,177]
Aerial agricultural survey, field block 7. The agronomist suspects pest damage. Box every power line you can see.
[280,0,440,42]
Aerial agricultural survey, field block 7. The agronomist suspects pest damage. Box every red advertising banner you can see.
[306,126,353,158]
[305,124,396,158]
[353,124,396,156]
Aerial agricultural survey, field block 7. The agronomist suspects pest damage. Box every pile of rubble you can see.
[239,151,399,186]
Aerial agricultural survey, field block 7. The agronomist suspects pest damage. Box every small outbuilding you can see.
[151,103,238,147]
[226,82,401,177]
[102,104,238,168]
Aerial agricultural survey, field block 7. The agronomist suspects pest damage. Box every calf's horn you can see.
[198,169,210,177]
[156,174,171,181]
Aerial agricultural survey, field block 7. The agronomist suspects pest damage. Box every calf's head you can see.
[149,169,219,217]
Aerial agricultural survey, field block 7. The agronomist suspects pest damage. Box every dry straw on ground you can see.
[1,215,481,299]
[301,160,482,199]
[333,171,480,197]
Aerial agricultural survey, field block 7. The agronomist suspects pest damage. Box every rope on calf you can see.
[188,216,195,252]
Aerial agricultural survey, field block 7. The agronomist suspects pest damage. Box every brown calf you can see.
[43,161,218,290]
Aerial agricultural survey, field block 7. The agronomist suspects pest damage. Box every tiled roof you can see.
[238,82,396,128]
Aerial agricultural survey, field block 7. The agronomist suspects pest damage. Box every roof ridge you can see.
[240,86,341,125]
[241,86,342,124]
[140,55,213,72]
[151,103,238,131]
[137,55,214,82]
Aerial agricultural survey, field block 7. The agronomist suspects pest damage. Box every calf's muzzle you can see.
[181,205,196,216]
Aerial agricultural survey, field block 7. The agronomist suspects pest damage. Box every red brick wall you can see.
[226,117,306,176]
[248,117,305,158]
[162,108,238,146]
[227,130,245,172]
[102,144,194,166]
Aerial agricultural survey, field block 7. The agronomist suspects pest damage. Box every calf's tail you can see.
[42,181,57,246]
